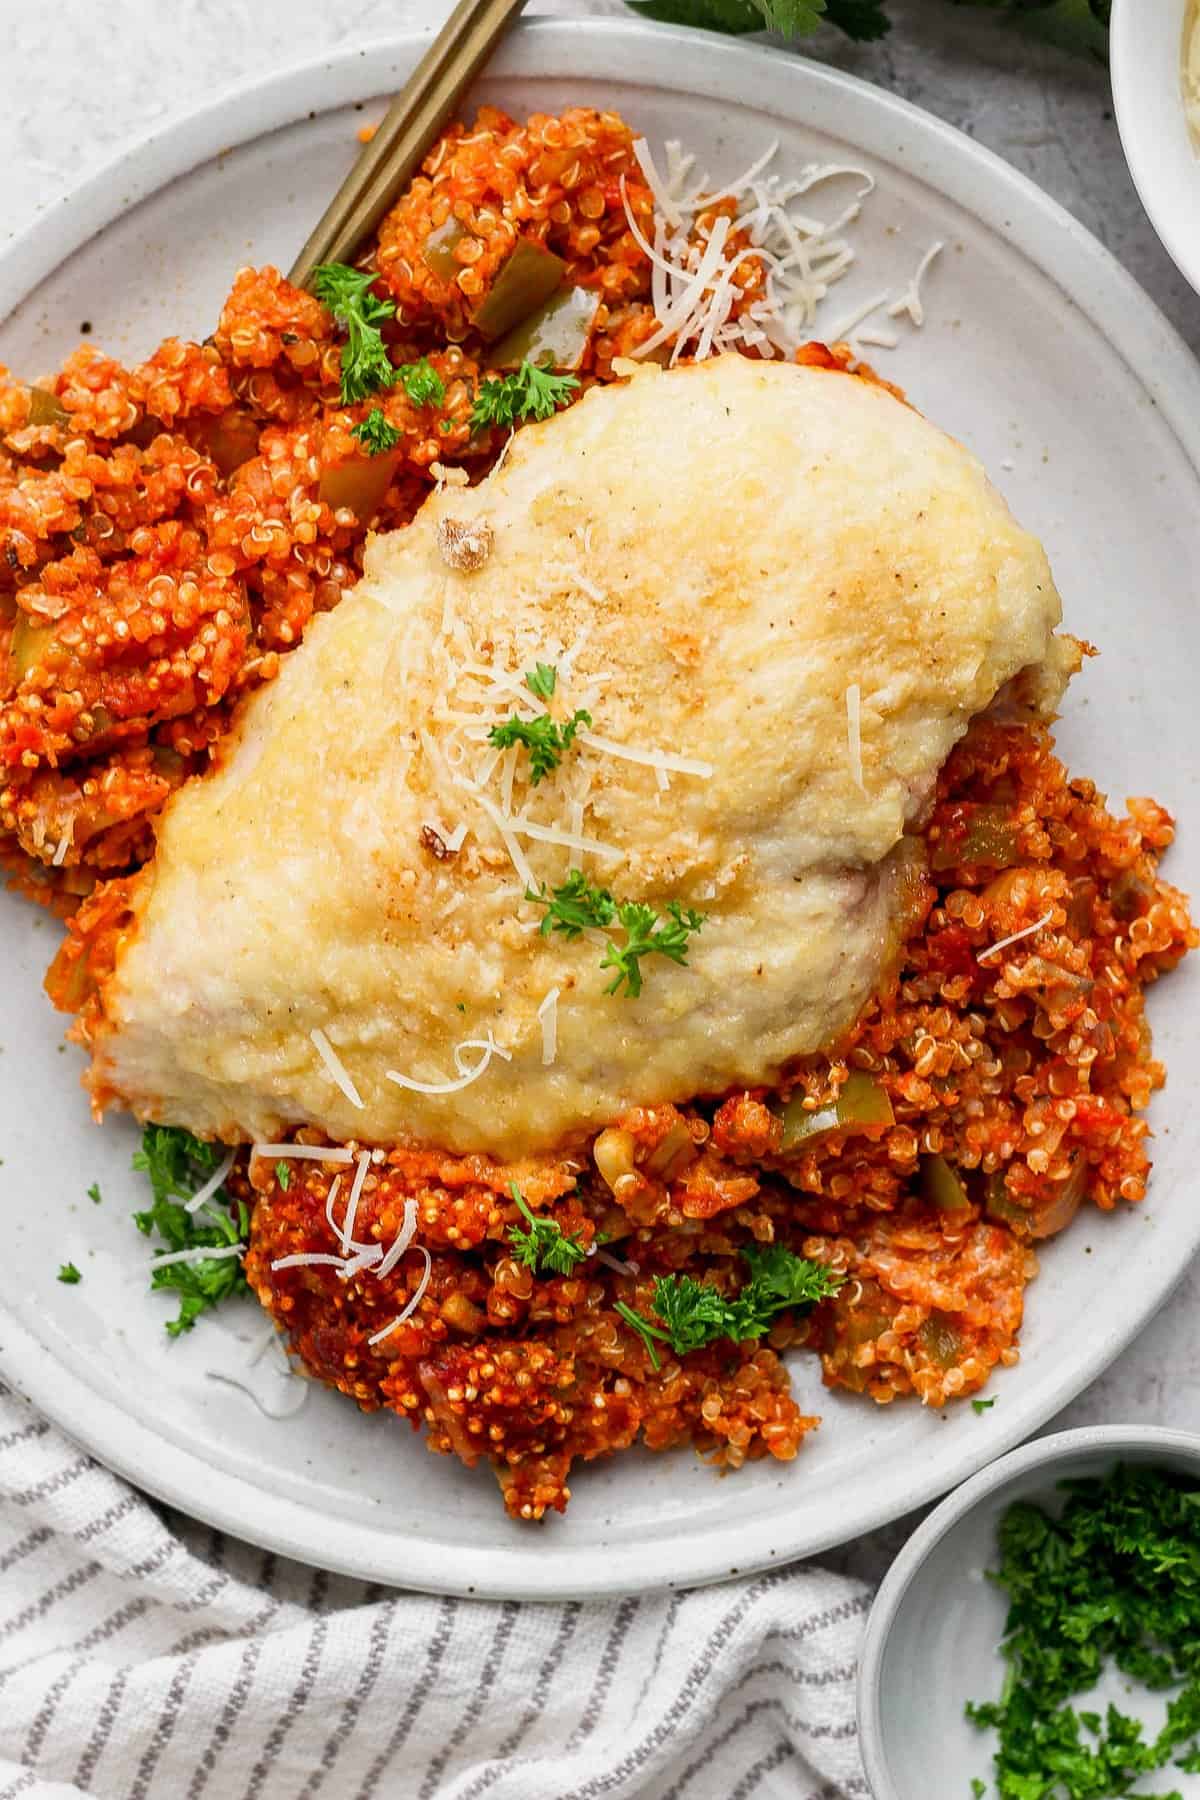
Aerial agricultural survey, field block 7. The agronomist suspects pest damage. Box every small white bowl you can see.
[1111,0,1200,294]
[856,1425,1200,1800]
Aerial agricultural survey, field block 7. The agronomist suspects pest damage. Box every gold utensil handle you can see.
[289,0,528,287]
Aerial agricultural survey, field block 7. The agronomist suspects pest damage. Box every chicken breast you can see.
[78,355,1069,1155]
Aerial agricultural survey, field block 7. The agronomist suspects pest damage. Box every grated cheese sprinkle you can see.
[886,240,944,327]
[250,1143,356,1164]
[627,133,942,367]
[368,1245,432,1344]
[310,1028,365,1111]
[386,1030,512,1097]
[149,1243,244,1271]
[376,1197,420,1279]
[978,909,1055,965]
[184,1148,238,1216]
[537,987,560,1066]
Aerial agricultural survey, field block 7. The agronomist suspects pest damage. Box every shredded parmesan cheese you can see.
[886,240,944,327]
[310,1027,365,1111]
[386,1030,512,1097]
[845,683,865,792]
[537,987,560,1066]
[150,1244,244,1271]
[51,828,72,867]
[184,1148,238,1216]
[575,731,713,779]
[367,1246,433,1345]
[376,1198,420,1279]
[269,1252,353,1271]
[978,909,1055,965]
[250,1144,356,1164]
[625,133,940,367]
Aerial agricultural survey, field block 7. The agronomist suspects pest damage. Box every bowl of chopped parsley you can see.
[856,1426,1200,1800]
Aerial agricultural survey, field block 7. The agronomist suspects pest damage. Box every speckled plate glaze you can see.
[1,21,1199,1600]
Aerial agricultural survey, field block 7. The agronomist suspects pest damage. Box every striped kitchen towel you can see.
[0,1383,870,1800]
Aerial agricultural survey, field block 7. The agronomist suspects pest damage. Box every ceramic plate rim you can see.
[3,19,1200,1597]
[855,1424,1200,1800]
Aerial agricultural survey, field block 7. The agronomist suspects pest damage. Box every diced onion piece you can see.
[774,1071,894,1152]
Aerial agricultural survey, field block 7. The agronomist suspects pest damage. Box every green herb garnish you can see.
[488,706,591,785]
[57,1262,82,1284]
[311,262,397,405]
[623,0,1110,53]
[625,0,890,39]
[507,1181,587,1276]
[397,356,446,408]
[275,1160,291,1191]
[470,359,580,431]
[525,869,616,939]
[615,1246,843,1369]
[967,1463,1200,1798]
[350,408,401,455]
[972,1397,996,1416]
[525,662,558,703]
[87,1181,102,1205]
[526,873,706,998]
[131,1125,248,1337]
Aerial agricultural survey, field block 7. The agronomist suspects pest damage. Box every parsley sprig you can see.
[351,409,401,455]
[614,1245,844,1369]
[626,0,890,39]
[470,360,580,431]
[131,1125,248,1337]
[507,1181,588,1276]
[489,706,592,785]
[526,872,706,998]
[967,1463,1200,1797]
[397,357,446,408]
[311,262,397,405]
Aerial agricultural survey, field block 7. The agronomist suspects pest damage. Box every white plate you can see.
[2,20,1199,1600]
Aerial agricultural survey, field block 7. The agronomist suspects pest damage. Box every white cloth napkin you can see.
[0,1382,871,1800]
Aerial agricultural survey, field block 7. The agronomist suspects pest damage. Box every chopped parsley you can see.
[614,1245,843,1369]
[131,1125,248,1337]
[275,1160,291,1191]
[57,1262,82,1284]
[507,1182,588,1276]
[488,706,591,785]
[599,899,706,999]
[350,408,401,455]
[972,1397,996,1416]
[525,662,558,703]
[470,359,580,431]
[526,870,617,938]
[311,262,397,405]
[87,1181,102,1205]
[526,873,706,998]
[396,357,446,408]
[967,1463,1200,1798]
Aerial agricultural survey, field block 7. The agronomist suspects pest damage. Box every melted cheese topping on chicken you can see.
[84,356,1068,1155]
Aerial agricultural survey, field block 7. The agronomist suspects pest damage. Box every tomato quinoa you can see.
[4,105,1194,1518]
